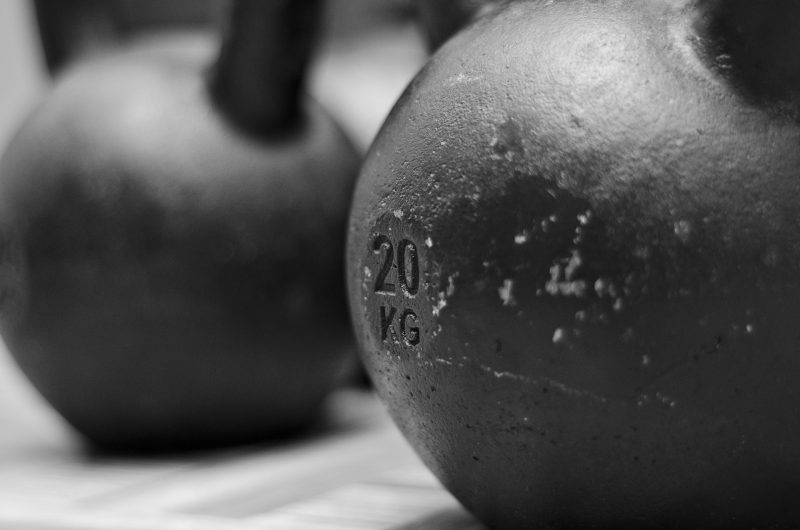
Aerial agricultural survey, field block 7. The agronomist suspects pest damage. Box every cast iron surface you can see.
[348,0,800,527]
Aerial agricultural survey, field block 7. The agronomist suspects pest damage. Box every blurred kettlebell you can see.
[347,0,800,526]
[0,0,360,451]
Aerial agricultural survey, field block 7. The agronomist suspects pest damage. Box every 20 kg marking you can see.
[372,234,421,347]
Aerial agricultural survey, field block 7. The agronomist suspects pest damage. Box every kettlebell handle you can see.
[33,0,119,74]
[209,0,320,135]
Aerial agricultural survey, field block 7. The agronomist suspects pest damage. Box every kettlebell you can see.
[0,0,360,451]
[347,0,800,527]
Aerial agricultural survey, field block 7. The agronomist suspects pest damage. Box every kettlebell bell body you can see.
[0,0,360,450]
[348,0,800,526]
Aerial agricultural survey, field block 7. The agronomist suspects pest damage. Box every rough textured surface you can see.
[348,0,800,527]
[0,47,360,450]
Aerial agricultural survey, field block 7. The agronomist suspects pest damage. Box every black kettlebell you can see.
[347,0,800,527]
[0,0,360,451]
